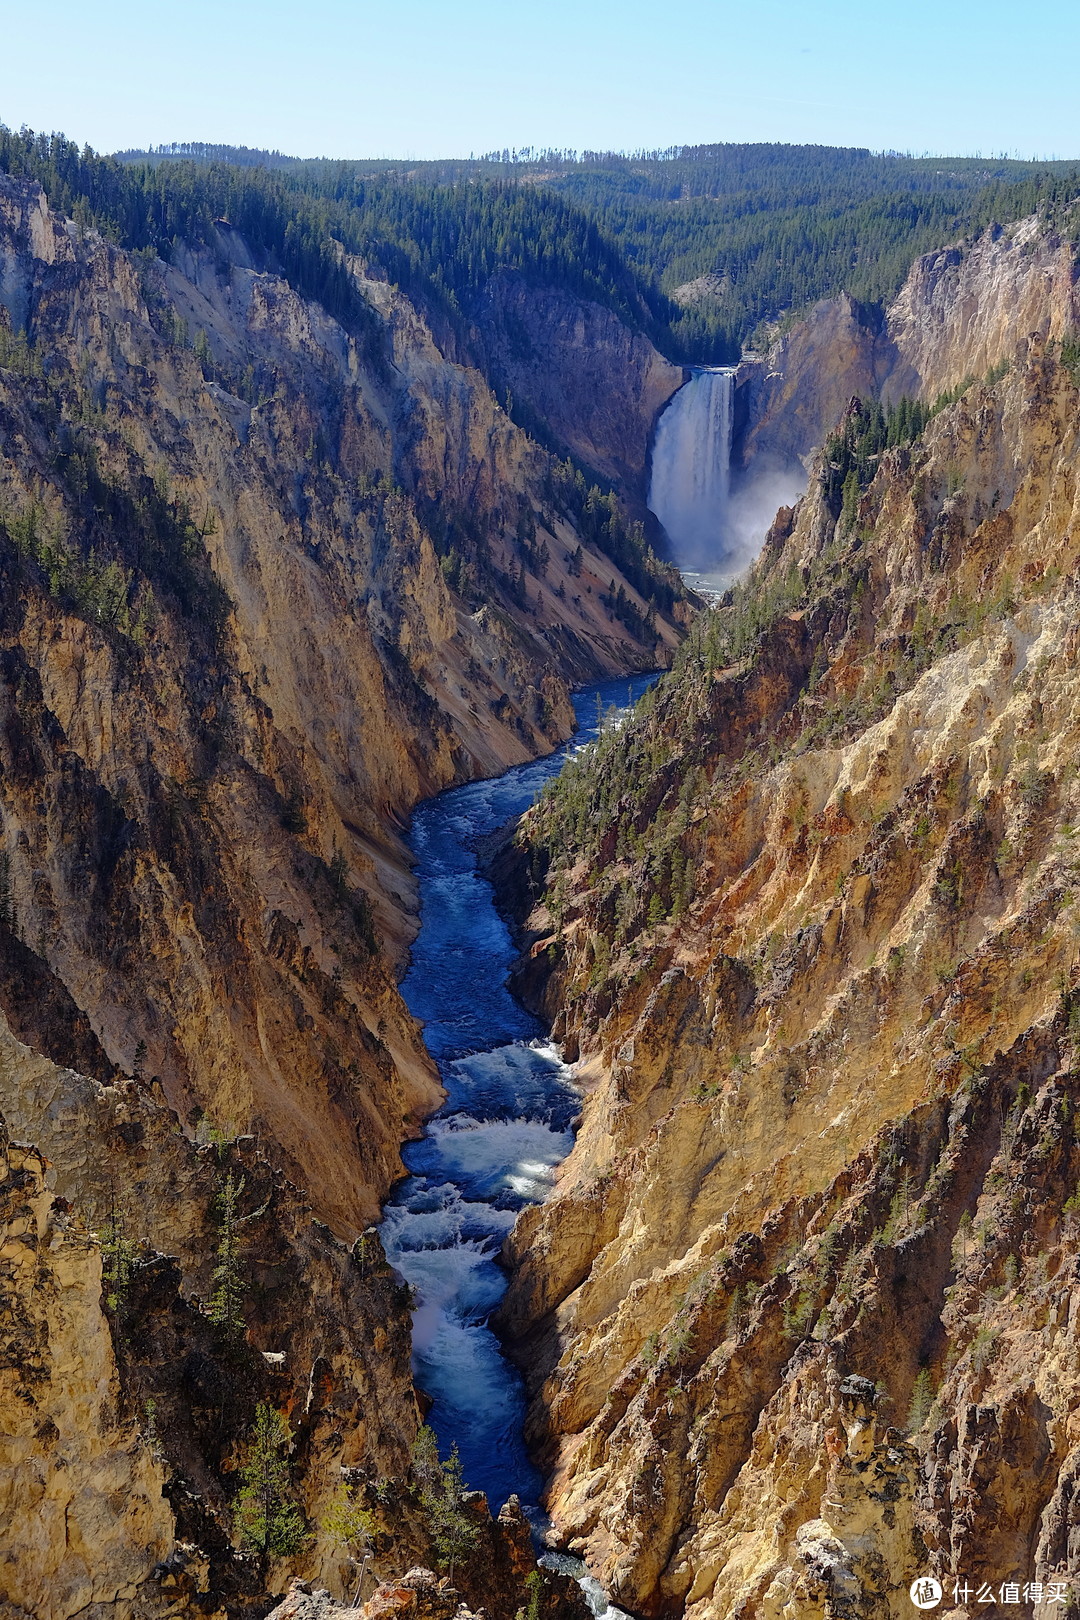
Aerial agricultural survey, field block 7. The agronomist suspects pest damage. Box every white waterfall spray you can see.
[648,366,736,571]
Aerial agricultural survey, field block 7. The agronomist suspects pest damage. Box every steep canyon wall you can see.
[0,171,680,1618]
[505,289,1080,1618]
[737,215,1080,478]
[0,172,683,1235]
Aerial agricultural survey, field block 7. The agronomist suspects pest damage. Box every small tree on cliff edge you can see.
[235,1402,307,1557]
[411,1424,480,1582]
[207,1171,246,1339]
[322,1479,376,1604]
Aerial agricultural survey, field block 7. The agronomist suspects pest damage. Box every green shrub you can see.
[969,1325,1000,1376]
[99,1210,142,1313]
[321,1478,375,1557]
[1061,332,1080,386]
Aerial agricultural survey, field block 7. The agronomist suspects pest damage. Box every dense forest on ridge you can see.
[4,127,1079,365]
[109,138,1080,360]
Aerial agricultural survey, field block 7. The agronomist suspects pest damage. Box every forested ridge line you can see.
[108,136,1080,362]
[0,126,681,362]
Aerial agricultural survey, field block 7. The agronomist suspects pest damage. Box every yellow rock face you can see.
[0,172,679,1239]
[0,173,683,1615]
[738,214,1080,473]
[0,1116,174,1618]
[0,997,431,1619]
[505,326,1080,1614]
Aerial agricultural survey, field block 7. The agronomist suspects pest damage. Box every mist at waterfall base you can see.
[380,676,656,1527]
[648,367,805,591]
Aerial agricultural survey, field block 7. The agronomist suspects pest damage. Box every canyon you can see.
[4,130,1080,1620]
[0,165,679,1619]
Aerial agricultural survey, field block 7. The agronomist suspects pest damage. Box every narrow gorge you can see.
[0,149,683,1620]
[381,675,654,1518]
[3,127,1080,1620]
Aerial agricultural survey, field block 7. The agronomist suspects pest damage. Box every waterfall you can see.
[648,366,736,572]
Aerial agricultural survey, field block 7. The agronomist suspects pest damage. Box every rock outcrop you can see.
[266,1548,588,1620]
[0,986,420,1618]
[0,849,588,1620]
[735,292,889,475]
[737,214,1080,480]
[0,1110,176,1619]
[503,325,1080,1615]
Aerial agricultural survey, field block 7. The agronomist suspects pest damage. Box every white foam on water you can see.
[505,1160,561,1198]
[385,1199,517,1250]
[413,1310,525,1425]
[425,1115,574,1195]
[380,1043,575,1388]
[382,1215,508,1346]
[381,1193,517,1338]
[540,1554,637,1619]
[448,1037,576,1093]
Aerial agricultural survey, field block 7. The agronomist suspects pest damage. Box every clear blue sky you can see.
[0,0,1076,161]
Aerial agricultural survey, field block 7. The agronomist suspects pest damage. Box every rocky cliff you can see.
[736,214,1080,481]
[0,1106,175,1618]
[0,171,683,1236]
[472,271,685,494]
[0,996,415,1619]
[0,983,591,1620]
[503,323,1080,1616]
[0,169,683,1618]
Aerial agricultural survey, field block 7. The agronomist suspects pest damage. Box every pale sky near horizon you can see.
[0,0,1076,162]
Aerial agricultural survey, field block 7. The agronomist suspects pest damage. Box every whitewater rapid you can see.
[380,674,657,1516]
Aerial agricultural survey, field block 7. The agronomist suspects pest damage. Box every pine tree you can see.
[905,1369,934,1434]
[411,1426,480,1582]
[322,1478,376,1603]
[840,468,861,534]
[100,1207,141,1314]
[235,1403,307,1557]
[207,1171,246,1338]
[0,852,14,930]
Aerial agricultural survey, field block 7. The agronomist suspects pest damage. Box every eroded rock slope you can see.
[0,171,683,1233]
[505,315,1080,1617]
[0,170,681,1617]
[737,213,1080,480]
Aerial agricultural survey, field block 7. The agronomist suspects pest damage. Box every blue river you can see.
[380,673,656,1513]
